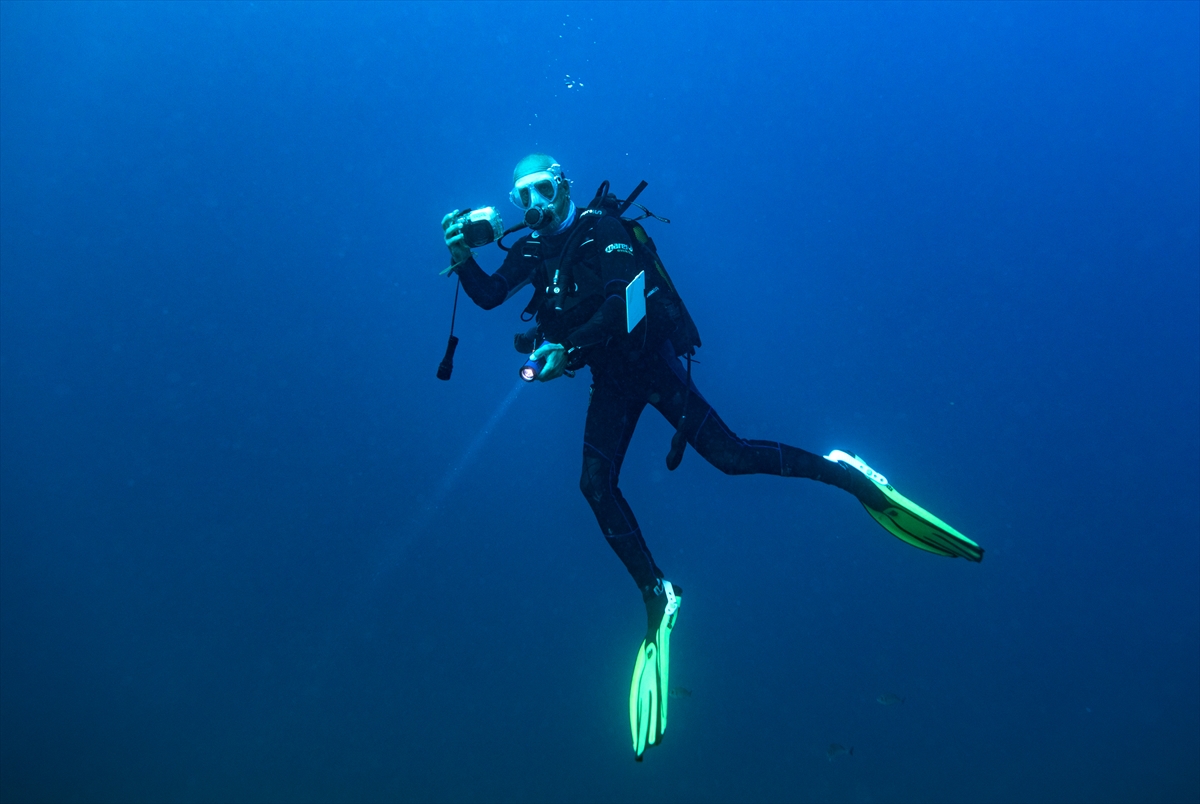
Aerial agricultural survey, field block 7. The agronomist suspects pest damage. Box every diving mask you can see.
[509,167,564,210]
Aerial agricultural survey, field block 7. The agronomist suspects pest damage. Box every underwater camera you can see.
[454,207,504,248]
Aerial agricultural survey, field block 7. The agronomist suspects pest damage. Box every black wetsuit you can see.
[457,209,881,597]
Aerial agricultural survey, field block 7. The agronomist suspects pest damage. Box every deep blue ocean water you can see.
[1,2,1197,802]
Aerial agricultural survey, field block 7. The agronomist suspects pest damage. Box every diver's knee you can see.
[580,464,605,503]
[713,457,741,476]
[706,451,751,476]
[695,445,741,475]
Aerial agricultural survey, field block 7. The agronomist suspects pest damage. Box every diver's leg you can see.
[583,369,682,762]
[580,370,664,596]
[647,353,888,507]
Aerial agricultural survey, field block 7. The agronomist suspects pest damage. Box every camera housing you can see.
[455,207,504,248]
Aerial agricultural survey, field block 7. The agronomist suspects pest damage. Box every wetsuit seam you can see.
[604,527,641,540]
[583,441,612,463]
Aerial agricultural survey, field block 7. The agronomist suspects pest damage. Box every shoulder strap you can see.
[556,209,605,277]
[519,236,546,321]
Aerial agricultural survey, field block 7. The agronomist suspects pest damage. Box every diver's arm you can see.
[560,216,638,350]
[456,250,532,310]
[562,295,624,351]
[441,210,532,310]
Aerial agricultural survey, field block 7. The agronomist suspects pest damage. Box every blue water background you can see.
[2,2,1197,802]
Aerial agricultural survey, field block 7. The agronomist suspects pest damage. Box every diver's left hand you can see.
[532,342,567,382]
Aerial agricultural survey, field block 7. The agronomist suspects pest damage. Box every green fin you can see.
[629,581,680,761]
[825,450,984,563]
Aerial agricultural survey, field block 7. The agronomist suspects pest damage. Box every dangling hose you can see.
[665,353,691,471]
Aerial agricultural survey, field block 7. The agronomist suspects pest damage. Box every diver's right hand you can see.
[441,210,474,272]
[531,341,567,382]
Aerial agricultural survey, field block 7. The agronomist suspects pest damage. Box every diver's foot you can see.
[823,450,984,562]
[642,579,683,638]
[823,450,889,510]
[631,580,681,761]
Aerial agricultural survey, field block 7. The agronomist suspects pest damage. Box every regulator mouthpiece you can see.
[524,206,551,228]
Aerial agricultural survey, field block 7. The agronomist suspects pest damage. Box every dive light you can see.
[519,353,545,382]
[437,335,459,381]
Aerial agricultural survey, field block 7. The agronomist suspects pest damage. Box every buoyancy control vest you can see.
[512,180,701,363]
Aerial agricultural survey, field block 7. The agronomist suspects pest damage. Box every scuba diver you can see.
[439,154,983,762]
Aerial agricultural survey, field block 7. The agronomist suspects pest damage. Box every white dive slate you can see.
[626,271,646,333]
